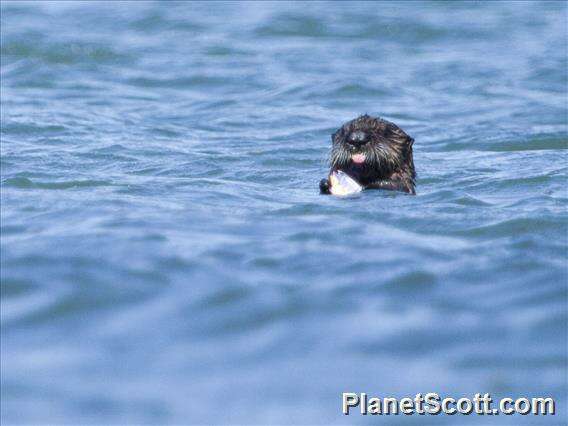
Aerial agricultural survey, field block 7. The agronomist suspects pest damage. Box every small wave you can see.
[128,12,205,34]
[0,225,28,236]
[2,177,112,190]
[255,14,328,38]
[1,122,67,135]
[456,217,564,239]
[477,136,567,152]
[443,193,494,207]
[1,38,132,66]
[124,75,238,90]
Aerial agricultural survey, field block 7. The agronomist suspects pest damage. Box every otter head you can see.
[329,114,415,185]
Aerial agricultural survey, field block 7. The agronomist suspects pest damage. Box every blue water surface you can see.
[1,1,567,424]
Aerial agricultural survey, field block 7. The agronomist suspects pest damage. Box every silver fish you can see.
[329,170,363,196]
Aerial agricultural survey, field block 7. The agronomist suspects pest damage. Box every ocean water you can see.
[1,1,566,424]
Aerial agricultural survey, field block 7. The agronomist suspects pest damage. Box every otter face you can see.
[329,114,414,184]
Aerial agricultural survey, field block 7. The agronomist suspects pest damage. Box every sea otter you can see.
[320,115,416,195]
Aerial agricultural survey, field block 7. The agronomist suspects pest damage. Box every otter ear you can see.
[386,122,413,146]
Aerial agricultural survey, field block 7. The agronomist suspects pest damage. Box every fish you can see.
[329,170,363,196]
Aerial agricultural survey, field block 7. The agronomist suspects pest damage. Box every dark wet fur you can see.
[320,115,416,195]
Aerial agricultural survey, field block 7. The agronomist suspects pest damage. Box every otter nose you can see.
[347,131,368,146]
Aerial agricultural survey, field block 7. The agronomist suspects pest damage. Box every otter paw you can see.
[319,178,331,194]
